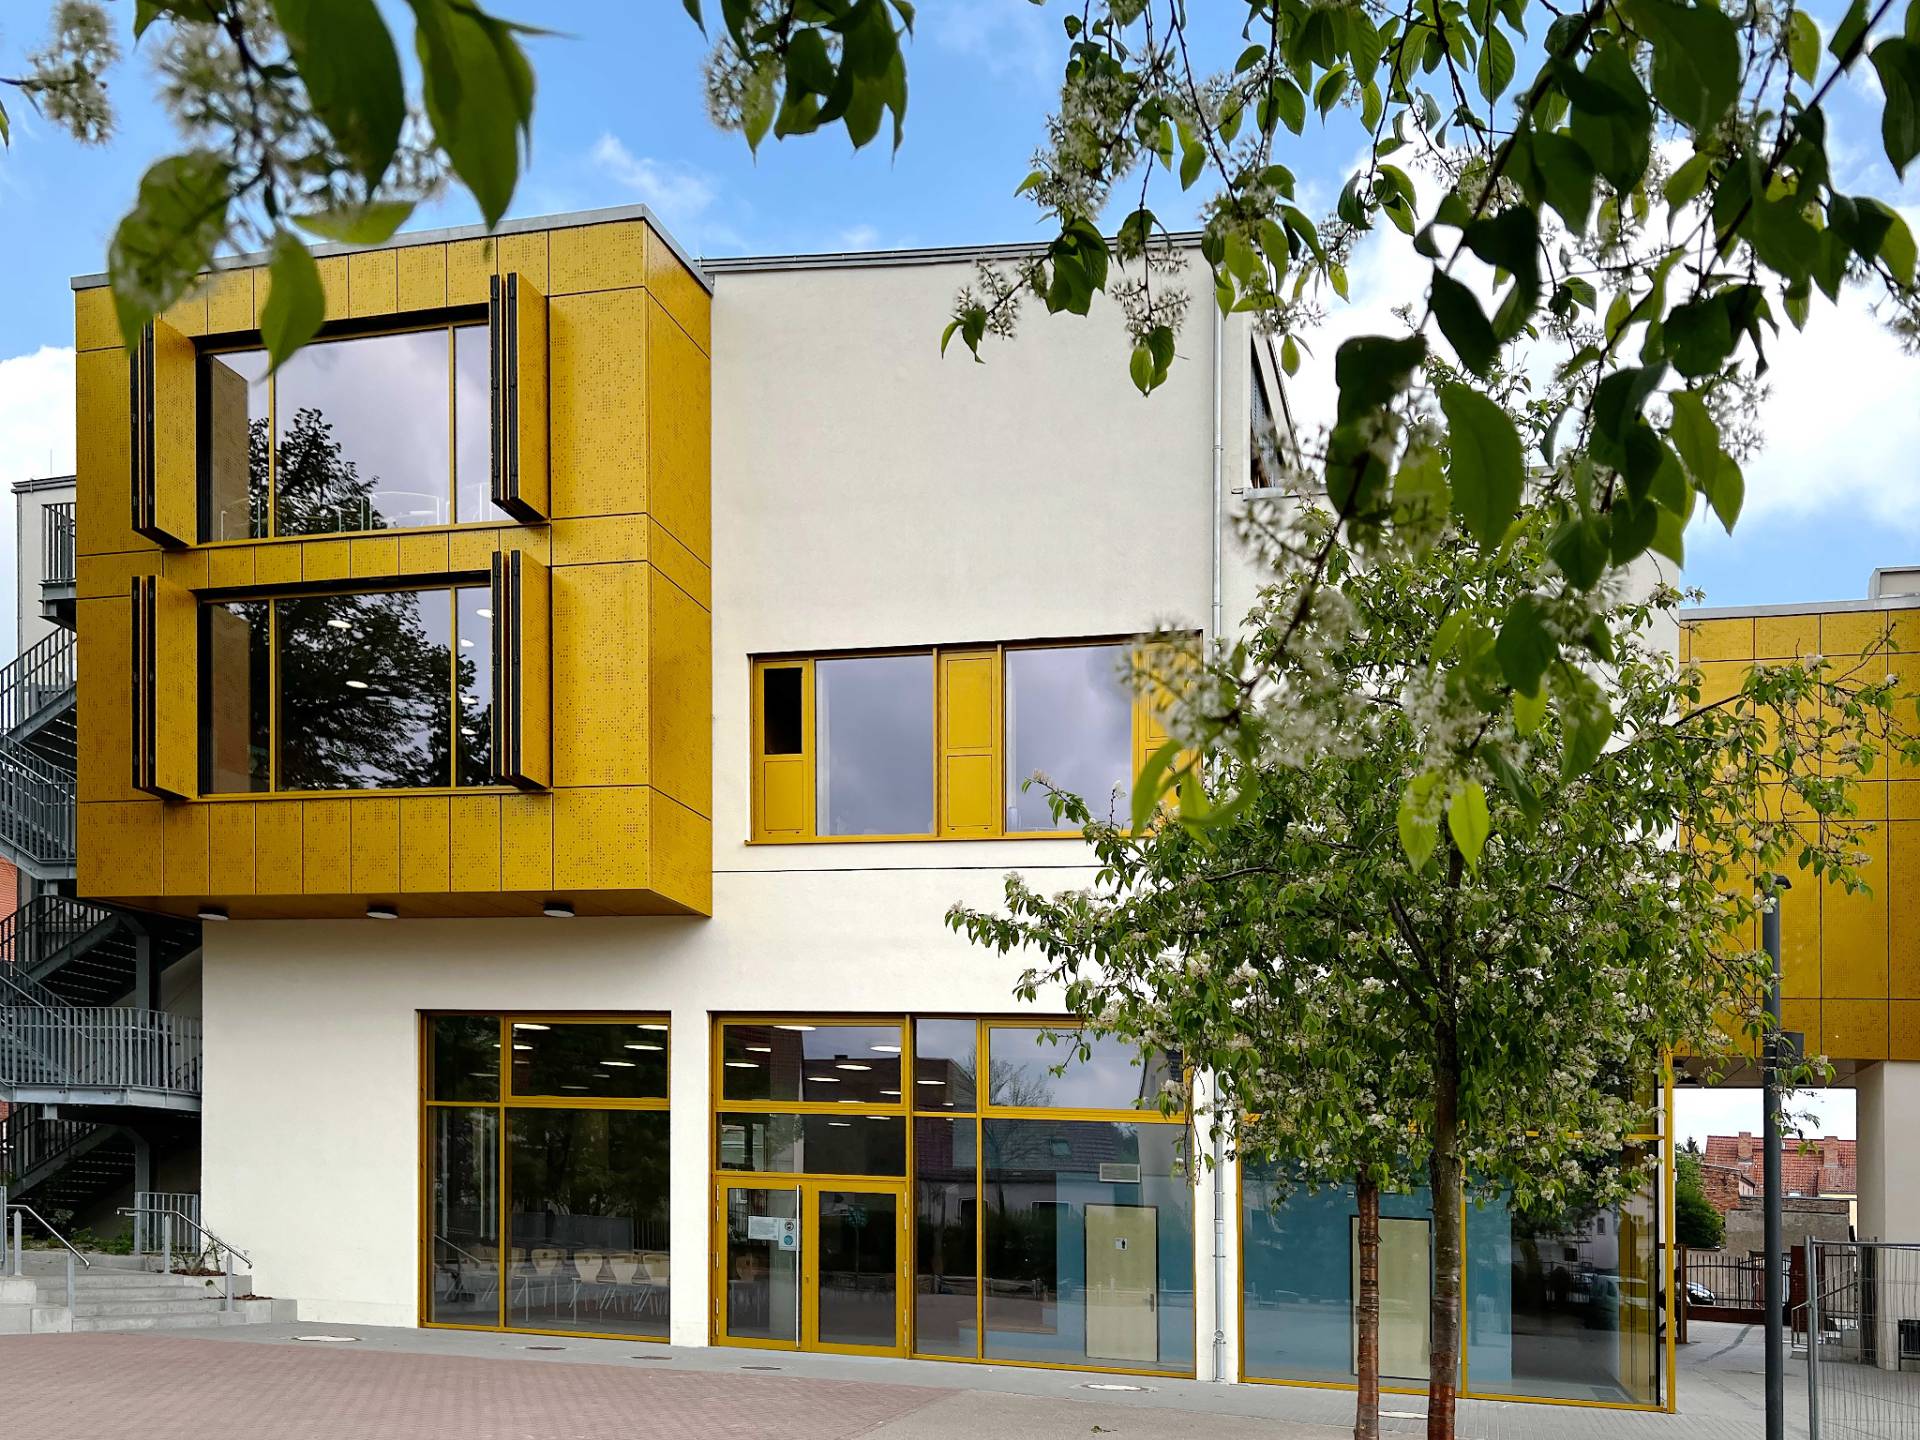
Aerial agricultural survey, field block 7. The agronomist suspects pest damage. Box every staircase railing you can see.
[120,1201,250,1310]
[0,895,122,993]
[0,745,76,870]
[0,1108,99,1187]
[0,629,75,739]
[0,1003,202,1097]
[5,1201,91,1311]
[42,502,75,590]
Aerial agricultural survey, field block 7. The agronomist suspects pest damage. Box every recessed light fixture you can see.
[602,1060,636,1068]
[624,1043,663,1052]
[807,1075,841,1084]
[870,1044,901,1053]
[635,1023,667,1031]
[561,1084,587,1091]
[827,1121,852,1128]
[512,1044,533,1052]
[916,1078,945,1086]
[197,904,229,922]
[775,1023,816,1032]
[345,679,369,690]
[542,900,575,918]
[724,1061,758,1069]
[366,903,398,920]
[879,1089,901,1097]
[476,607,493,618]
[835,1062,872,1071]
[327,618,351,630]
[513,1023,550,1031]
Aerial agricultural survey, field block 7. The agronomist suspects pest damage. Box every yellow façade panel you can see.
[548,288,647,519]
[497,231,549,291]
[939,650,1001,836]
[645,295,712,562]
[651,790,712,914]
[75,347,151,560]
[146,317,198,547]
[316,256,350,321]
[151,574,198,799]
[1823,611,1896,657]
[205,268,257,334]
[161,802,210,895]
[649,567,711,818]
[206,547,254,591]
[550,221,647,294]
[163,549,209,590]
[1894,1001,1920,1061]
[77,596,135,804]
[75,286,118,351]
[1824,828,1889,997]
[647,519,710,610]
[448,528,499,573]
[303,540,350,582]
[447,237,497,306]
[255,803,302,894]
[1893,821,1920,999]
[161,283,207,336]
[253,542,302,587]
[79,802,164,898]
[551,515,648,567]
[449,794,501,891]
[302,799,353,894]
[398,531,450,576]
[349,535,399,578]
[1689,619,1754,662]
[351,797,402,893]
[397,244,448,311]
[644,224,711,355]
[1755,613,1819,661]
[1821,999,1888,1062]
[554,787,650,890]
[1781,828,1822,998]
[207,803,256,895]
[348,250,399,317]
[500,793,553,890]
[552,562,648,789]
[400,797,452,892]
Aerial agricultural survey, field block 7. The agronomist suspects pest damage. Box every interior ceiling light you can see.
[542,900,575,918]
[835,1062,871,1071]
[870,1044,901,1053]
[366,903,397,920]
[879,1089,901,1097]
[602,1059,635,1067]
[475,607,493,618]
[808,1075,841,1083]
[827,1121,852,1128]
[724,1061,758,1069]
[345,679,370,690]
[624,1043,663,1052]
[196,904,229,922]
[636,1023,667,1031]
[327,618,351,629]
[775,1023,816,1032]
[512,1023,550,1031]
[512,1044,533,1052]
[745,1046,772,1053]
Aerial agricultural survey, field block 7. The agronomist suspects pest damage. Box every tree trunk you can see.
[1355,1175,1382,1440]
[1426,1030,1462,1440]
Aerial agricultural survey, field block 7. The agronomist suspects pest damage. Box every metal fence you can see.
[0,1005,203,1096]
[1807,1238,1920,1438]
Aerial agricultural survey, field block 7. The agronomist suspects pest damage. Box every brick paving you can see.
[0,1334,949,1440]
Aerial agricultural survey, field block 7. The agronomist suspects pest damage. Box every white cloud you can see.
[589,134,740,253]
[837,224,881,250]
[923,0,1054,85]
[0,345,76,656]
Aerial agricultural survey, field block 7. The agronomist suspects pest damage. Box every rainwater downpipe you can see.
[1208,299,1229,1384]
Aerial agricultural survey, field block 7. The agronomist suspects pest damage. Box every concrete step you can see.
[70,1310,251,1333]
[72,1297,231,1317]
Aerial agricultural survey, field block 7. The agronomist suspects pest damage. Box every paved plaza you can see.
[0,1319,1818,1440]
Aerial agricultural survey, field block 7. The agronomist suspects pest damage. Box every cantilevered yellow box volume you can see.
[73,210,713,918]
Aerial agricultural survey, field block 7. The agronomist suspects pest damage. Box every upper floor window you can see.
[200,583,494,794]
[200,324,507,542]
[751,639,1169,842]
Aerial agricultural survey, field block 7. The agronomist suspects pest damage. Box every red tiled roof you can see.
[1703,1132,1856,1197]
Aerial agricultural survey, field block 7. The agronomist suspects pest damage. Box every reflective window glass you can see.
[454,323,509,525]
[762,668,803,755]
[506,1108,671,1338]
[911,1019,977,1112]
[719,1023,904,1104]
[429,1015,500,1102]
[201,348,270,541]
[199,599,270,794]
[981,1119,1194,1370]
[276,589,454,790]
[455,584,494,786]
[723,1187,800,1342]
[987,1026,1175,1112]
[428,1106,499,1325]
[814,654,934,836]
[1004,644,1134,831]
[275,329,453,535]
[715,1112,905,1176]
[914,1116,977,1356]
[508,1020,668,1100]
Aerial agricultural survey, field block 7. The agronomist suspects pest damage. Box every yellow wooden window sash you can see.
[130,574,197,799]
[131,318,197,548]
[490,272,550,523]
[490,550,551,790]
[752,659,814,840]
[937,647,1001,837]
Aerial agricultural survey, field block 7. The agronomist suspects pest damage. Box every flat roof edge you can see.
[71,203,712,295]
[701,231,1206,275]
[1681,595,1920,620]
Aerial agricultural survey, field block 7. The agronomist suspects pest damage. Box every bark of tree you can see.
[1426,1015,1462,1440]
[1354,1175,1382,1440]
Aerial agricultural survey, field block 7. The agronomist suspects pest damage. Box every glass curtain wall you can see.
[424,1015,672,1340]
[201,324,505,542]
[1240,1141,1668,1406]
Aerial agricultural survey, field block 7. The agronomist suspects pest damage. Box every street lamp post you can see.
[1761,876,1792,1440]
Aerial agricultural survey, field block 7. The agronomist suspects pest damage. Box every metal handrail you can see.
[0,745,76,868]
[42,502,75,588]
[0,1005,202,1096]
[123,1203,251,1270]
[6,1200,92,1313]
[0,629,75,738]
[433,1233,489,1269]
[120,1203,251,1312]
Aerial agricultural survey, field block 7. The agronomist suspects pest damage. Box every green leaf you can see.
[1333,333,1427,424]
[1872,39,1920,177]
[1477,26,1516,102]
[273,0,406,188]
[412,0,537,226]
[1565,44,1653,192]
[106,150,235,347]
[1668,391,1720,488]
[1831,0,1870,61]
[1131,740,1177,833]
[1548,513,1609,588]
[1627,0,1741,133]
[0,97,9,148]
[1487,745,1543,827]
[1531,131,1596,233]
[1447,781,1491,871]
[1441,383,1525,545]
[1281,334,1300,375]
[134,0,220,37]
[1663,294,1735,377]
[1514,684,1549,735]
[1431,271,1499,375]
[1398,773,1442,871]
[1789,10,1822,84]
[1709,453,1745,532]
[1553,665,1615,778]
[293,200,416,246]
[1745,197,1823,282]
[1496,595,1556,698]
[1869,200,1917,285]
[1663,151,1713,214]
[260,230,327,373]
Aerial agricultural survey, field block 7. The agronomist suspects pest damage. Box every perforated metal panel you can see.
[548,290,647,519]
[348,250,399,317]
[351,796,402,893]
[207,802,256,894]
[301,799,352,894]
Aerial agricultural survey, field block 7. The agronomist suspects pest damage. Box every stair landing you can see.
[4,1254,286,1334]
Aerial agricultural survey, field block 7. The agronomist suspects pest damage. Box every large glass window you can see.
[199,584,493,794]
[815,654,934,836]
[425,1014,672,1341]
[719,1023,904,1105]
[1004,643,1134,832]
[200,324,506,542]
[986,1025,1176,1113]
[715,1112,906,1176]
[914,1116,977,1356]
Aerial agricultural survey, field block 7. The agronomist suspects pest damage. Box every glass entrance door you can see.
[716,1180,906,1355]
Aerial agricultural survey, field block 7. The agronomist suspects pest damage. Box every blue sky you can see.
[1,0,1917,648]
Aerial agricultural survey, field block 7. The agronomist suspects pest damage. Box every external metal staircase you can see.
[0,628,77,883]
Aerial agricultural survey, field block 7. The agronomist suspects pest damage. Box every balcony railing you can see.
[0,629,75,741]
[0,745,75,871]
[41,501,75,590]
[0,1006,202,1099]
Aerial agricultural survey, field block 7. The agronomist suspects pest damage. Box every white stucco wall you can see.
[199,247,1255,1371]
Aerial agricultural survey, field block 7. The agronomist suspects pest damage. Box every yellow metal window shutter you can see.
[1132,641,1191,827]
[130,575,196,799]
[490,272,550,522]
[130,319,197,547]
[753,661,813,840]
[939,649,1001,837]
[491,550,552,789]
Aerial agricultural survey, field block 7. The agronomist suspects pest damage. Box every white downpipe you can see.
[1208,301,1229,1383]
